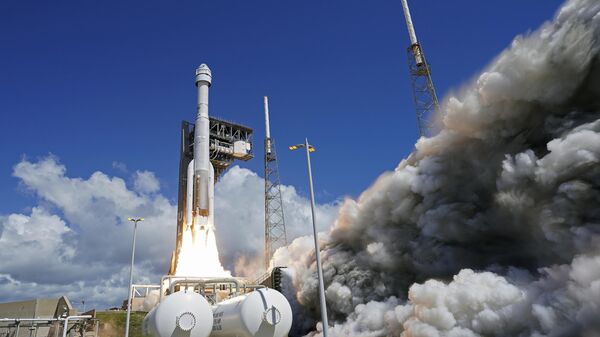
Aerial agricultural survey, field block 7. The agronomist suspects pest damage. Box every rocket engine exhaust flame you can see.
[175,225,231,277]
[274,0,600,336]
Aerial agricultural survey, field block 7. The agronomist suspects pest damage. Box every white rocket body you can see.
[186,160,215,229]
[190,64,215,235]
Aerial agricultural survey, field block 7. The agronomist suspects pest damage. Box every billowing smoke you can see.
[274,0,600,335]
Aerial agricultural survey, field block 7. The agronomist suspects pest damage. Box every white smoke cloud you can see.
[215,166,339,277]
[275,0,600,335]
[318,256,600,337]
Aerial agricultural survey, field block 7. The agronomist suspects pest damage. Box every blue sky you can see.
[0,0,564,213]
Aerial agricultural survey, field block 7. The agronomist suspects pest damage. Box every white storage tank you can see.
[143,290,213,337]
[210,288,292,337]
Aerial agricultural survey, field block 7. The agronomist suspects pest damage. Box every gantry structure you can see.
[169,117,253,274]
[263,96,288,269]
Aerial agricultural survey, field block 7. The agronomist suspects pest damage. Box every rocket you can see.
[185,64,215,240]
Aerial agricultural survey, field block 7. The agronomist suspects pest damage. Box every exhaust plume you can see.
[274,0,600,335]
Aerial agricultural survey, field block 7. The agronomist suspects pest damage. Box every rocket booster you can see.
[191,64,214,233]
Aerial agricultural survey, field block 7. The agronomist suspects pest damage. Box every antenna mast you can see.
[400,0,440,136]
[264,96,288,269]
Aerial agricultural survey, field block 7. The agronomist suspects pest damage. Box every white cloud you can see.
[133,170,160,194]
[0,157,176,308]
[0,207,74,283]
[0,157,338,309]
[112,161,128,172]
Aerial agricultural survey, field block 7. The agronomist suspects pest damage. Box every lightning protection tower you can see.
[263,96,288,269]
[401,0,441,137]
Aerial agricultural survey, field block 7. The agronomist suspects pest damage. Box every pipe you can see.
[0,319,62,322]
[160,275,246,301]
[168,278,240,295]
[61,316,92,337]
[1,315,92,337]
[242,285,266,291]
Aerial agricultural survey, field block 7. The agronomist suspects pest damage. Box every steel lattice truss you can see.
[264,138,287,269]
[406,43,440,137]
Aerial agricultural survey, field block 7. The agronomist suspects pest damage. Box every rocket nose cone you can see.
[195,64,212,85]
[197,64,211,73]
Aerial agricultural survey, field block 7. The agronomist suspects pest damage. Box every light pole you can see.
[125,217,144,337]
[289,138,329,337]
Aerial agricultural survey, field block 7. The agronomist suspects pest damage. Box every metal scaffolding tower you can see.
[263,96,288,269]
[169,117,253,275]
[401,0,440,137]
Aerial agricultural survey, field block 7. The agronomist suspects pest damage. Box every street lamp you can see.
[289,138,329,337]
[125,217,144,337]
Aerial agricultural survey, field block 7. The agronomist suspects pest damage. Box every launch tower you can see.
[263,96,287,269]
[401,0,440,137]
[140,65,293,337]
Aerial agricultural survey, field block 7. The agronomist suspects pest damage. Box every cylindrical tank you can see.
[143,291,213,337]
[210,288,292,337]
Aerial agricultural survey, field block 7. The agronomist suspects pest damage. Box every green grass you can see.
[96,311,146,337]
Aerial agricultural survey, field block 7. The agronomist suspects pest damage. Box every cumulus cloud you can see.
[0,207,74,283]
[0,157,175,307]
[275,0,600,335]
[133,170,160,194]
[0,158,336,309]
